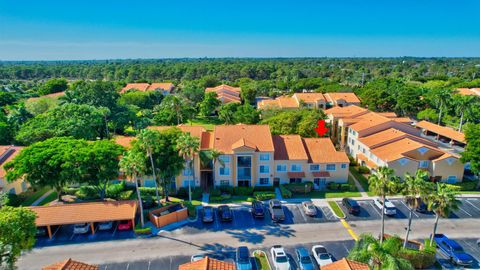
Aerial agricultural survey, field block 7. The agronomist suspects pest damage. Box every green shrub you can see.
[357,166,370,174]
[119,190,134,200]
[284,181,313,193]
[176,187,188,198]
[76,186,99,200]
[253,186,275,192]
[134,226,152,235]
[210,196,223,202]
[221,193,231,200]
[219,186,234,194]
[138,187,157,197]
[246,197,256,202]
[106,182,125,199]
[279,185,292,198]
[64,187,79,196]
[192,187,203,200]
[210,188,221,197]
[398,248,436,269]
[1,193,24,207]
[348,155,358,166]
[233,187,254,196]
[327,182,354,191]
[450,179,479,191]
[254,192,276,201]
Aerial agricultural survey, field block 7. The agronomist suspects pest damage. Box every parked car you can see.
[202,206,215,223]
[433,234,474,266]
[311,245,333,267]
[373,198,397,216]
[270,245,290,270]
[218,205,233,222]
[269,200,285,222]
[295,247,315,270]
[191,254,205,262]
[301,201,317,216]
[73,223,90,234]
[36,227,47,237]
[404,197,429,213]
[118,220,132,230]
[236,246,252,270]
[342,198,360,215]
[98,221,113,231]
[251,200,265,218]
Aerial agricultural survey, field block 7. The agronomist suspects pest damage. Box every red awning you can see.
[287,172,306,178]
[312,171,330,177]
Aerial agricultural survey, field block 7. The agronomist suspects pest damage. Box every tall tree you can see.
[429,88,452,125]
[63,80,119,110]
[38,78,68,96]
[425,183,460,246]
[119,150,147,228]
[234,104,260,124]
[453,94,474,131]
[218,103,240,124]
[368,167,400,243]
[176,132,200,201]
[401,170,433,248]
[461,123,480,188]
[153,95,195,125]
[136,129,161,205]
[198,92,221,117]
[0,207,37,269]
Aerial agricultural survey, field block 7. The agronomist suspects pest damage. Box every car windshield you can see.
[238,256,249,263]
[386,207,396,211]
[319,254,331,260]
[301,256,312,264]
[452,246,464,252]
[307,205,315,210]
[276,255,288,263]
[75,223,86,227]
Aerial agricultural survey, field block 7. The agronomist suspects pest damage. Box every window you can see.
[219,166,230,176]
[310,164,320,171]
[259,165,270,174]
[259,153,270,161]
[289,178,302,183]
[219,155,230,163]
[357,145,361,150]
[259,178,269,185]
[419,160,429,168]
[220,180,230,186]
[326,164,336,171]
[183,167,192,176]
[341,163,347,169]
[276,164,287,172]
[291,164,302,172]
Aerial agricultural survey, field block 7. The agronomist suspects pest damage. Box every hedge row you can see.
[253,192,276,201]
[279,185,292,198]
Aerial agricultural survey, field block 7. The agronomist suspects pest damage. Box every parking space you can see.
[450,198,480,219]
[35,222,135,247]
[437,238,480,269]
[340,200,381,221]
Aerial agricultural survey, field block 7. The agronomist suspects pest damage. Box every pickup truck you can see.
[269,199,285,222]
[433,234,474,266]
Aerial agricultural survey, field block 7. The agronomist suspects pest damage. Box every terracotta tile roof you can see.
[147,82,174,92]
[27,91,66,102]
[0,146,24,178]
[392,117,414,124]
[42,259,99,270]
[371,138,441,162]
[276,96,300,108]
[456,88,480,96]
[120,83,150,93]
[293,93,326,103]
[348,112,391,132]
[325,105,368,118]
[359,128,436,149]
[303,138,349,163]
[324,92,361,103]
[213,125,274,154]
[288,172,306,178]
[149,125,207,140]
[232,138,257,151]
[357,153,379,169]
[205,84,241,94]
[29,200,137,226]
[201,131,214,150]
[376,112,398,118]
[272,135,309,160]
[205,84,241,104]
[415,120,465,143]
[321,258,370,270]
[178,256,235,270]
[114,136,135,149]
[312,171,330,177]
[257,99,281,109]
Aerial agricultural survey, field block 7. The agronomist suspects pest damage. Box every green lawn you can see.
[187,117,224,131]
[328,201,346,218]
[209,195,252,204]
[253,251,271,270]
[20,187,50,206]
[291,177,361,199]
[349,167,375,196]
[39,192,58,206]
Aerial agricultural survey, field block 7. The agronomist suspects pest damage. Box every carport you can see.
[29,200,137,239]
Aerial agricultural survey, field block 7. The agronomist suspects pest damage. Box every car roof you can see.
[384,201,395,207]
[313,246,327,253]
[346,198,359,205]
[237,246,249,256]
[444,238,463,249]
[296,247,309,256]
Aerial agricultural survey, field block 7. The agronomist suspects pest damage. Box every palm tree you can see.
[176,132,200,202]
[401,170,433,248]
[199,149,224,190]
[453,95,474,131]
[137,129,161,206]
[348,234,414,270]
[368,166,400,243]
[432,89,451,125]
[425,183,460,246]
[119,150,147,228]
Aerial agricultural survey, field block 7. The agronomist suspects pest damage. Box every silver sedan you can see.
[301,201,317,216]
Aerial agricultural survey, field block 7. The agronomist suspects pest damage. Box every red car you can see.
[118,220,133,230]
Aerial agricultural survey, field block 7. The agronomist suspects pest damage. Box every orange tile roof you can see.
[147,82,174,91]
[200,131,214,150]
[272,135,309,160]
[276,96,300,108]
[456,88,480,96]
[257,99,281,109]
[288,172,306,178]
[179,256,235,270]
[376,112,397,118]
[303,138,349,163]
[232,138,257,150]
[205,84,241,104]
[42,259,99,270]
[392,117,414,124]
[324,92,361,103]
[325,105,368,118]
[121,83,150,93]
[321,258,370,270]
[213,125,274,154]
[356,153,378,168]
[205,84,241,94]
[27,91,66,102]
[359,128,436,149]
[0,146,24,178]
[293,93,326,103]
[114,136,135,149]
[348,112,391,132]
[371,138,441,162]
[30,200,137,226]
[415,120,465,143]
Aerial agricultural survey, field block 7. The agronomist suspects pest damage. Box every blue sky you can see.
[1,0,479,60]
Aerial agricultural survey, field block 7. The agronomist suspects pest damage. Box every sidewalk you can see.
[31,190,54,206]
[275,187,283,200]
[349,172,369,198]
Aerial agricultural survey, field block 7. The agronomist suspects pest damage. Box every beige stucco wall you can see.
[0,178,27,195]
[387,159,420,179]
[432,158,464,182]
[273,160,309,184]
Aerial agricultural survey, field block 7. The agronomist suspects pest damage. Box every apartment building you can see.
[120,82,175,95]
[205,84,241,104]
[0,146,27,194]
[257,92,360,110]
[325,106,465,182]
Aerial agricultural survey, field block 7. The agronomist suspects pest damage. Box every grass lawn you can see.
[187,117,224,131]
[39,192,58,206]
[458,191,480,194]
[349,167,375,196]
[209,196,252,204]
[20,187,50,206]
[253,251,271,270]
[328,201,346,218]
[291,176,361,199]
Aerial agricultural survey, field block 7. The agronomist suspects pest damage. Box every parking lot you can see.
[181,203,338,234]
[436,238,480,269]
[35,222,136,247]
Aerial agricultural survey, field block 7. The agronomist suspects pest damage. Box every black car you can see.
[342,198,361,215]
[202,206,214,223]
[218,205,233,221]
[404,197,429,213]
[251,200,265,218]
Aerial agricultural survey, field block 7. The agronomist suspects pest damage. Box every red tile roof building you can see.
[42,259,99,270]
[205,84,241,104]
[178,257,235,270]
[120,82,174,94]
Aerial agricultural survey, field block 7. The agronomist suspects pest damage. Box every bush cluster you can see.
[279,185,292,198]
[176,187,203,200]
[283,181,313,193]
[1,193,24,207]
[253,186,275,192]
[233,187,254,196]
[327,182,354,191]
[357,166,370,174]
[253,192,276,201]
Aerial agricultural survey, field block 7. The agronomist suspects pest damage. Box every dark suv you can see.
[251,200,265,218]
[342,198,360,215]
[218,205,233,222]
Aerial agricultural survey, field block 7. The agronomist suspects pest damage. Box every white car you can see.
[191,254,205,262]
[301,201,318,216]
[73,223,90,234]
[270,245,290,270]
[311,245,333,267]
[373,198,397,216]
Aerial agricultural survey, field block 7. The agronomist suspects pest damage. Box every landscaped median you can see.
[253,250,271,270]
[281,180,361,199]
[327,200,346,218]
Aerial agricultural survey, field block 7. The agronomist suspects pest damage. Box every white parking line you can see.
[147,260,151,270]
[369,202,382,216]
[125,263,130,270]
[399,200,419,218]
[465,200,480,212]
[232,208,238,227]
[456,205,473,217]
[296,205,308,222]
[214,210,220,229]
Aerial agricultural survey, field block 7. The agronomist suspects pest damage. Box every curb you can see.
[326,200,346,219]
[253,250,272,270]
